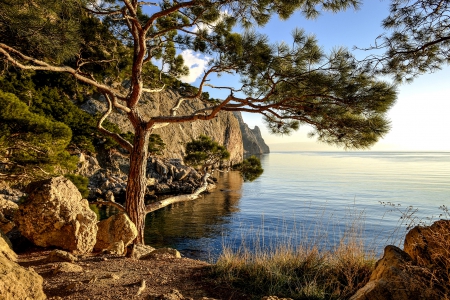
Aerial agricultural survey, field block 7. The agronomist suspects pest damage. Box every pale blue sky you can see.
[177,1,450,151]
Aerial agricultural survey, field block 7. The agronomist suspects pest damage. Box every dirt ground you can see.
[18,249,250,300]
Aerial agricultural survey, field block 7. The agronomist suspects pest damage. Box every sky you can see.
[177,1,450,152]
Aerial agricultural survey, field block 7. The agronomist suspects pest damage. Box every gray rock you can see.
[16,177,98,253]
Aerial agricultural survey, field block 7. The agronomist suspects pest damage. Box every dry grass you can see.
[212,210,376,300]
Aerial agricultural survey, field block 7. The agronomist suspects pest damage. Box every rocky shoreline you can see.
[1,155,449,299]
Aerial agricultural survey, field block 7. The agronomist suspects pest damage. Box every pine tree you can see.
[0,90,76,184]
[0,0,397,244]
[362,0,450,82]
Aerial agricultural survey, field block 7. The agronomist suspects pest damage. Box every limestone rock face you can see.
[81,89,244,165]
[0,255,46,300]
[94,212,137,251]
[16,177,98,253]
[0,230,16,262]
[233,112,270,155]
[76,153,101,177]
[404,219,450,266]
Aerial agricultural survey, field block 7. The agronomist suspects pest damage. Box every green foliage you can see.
[234,156,264,182]
[366,0,450,82]
[121,132,166,156]
[0,90,76,184]
[64,174,89,198]
[184,135,230,171]
[0,0,82,62]
[148,134,166,156]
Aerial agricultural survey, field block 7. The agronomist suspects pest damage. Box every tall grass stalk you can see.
[212,209,377,300]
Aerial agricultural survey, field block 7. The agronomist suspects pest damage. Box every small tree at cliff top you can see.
[0,0,397,244]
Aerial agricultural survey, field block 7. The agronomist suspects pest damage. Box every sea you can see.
[143,152,450,262]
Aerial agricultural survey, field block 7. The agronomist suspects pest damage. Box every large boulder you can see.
[0,230,46,300]
[16,177,98,253]
[0,255,46,300]
[94,212,137,252]
[404,219,450,266]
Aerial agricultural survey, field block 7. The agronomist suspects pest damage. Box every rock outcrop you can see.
[94,212,137,252]
[404,219,450,266]
[16,177,98,253]
[0,256,47,300]
[0,231,46,300]
[81,89,244,165]
[233,112,270,155]
[351,220,450,300]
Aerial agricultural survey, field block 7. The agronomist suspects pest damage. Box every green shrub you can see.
[184,135,230,171]
[64,174,89,198]
[234,155,264,181]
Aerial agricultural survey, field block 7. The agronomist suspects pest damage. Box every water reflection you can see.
[144,170,243,257]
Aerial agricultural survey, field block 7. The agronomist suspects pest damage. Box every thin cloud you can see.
[179,50,211,83]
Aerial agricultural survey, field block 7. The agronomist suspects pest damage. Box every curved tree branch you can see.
[145,173,211,214]
[97,94,133,152]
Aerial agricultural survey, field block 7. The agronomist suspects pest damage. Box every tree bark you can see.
[125,125,150,244]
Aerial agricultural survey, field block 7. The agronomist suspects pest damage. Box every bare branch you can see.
[145,173,211,213]
[0,43,126,100]
[142,84,166,93]
[97,94,133,152]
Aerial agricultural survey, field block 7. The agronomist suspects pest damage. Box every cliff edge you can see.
[81,89,244,165]
[233,112,270,155]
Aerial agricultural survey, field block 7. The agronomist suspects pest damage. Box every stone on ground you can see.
[126,243,155,259]
[47,249,78,263]
[16,177,98,253]
[53,262,84,273]
[141,247,181,260]
[94,212,137,252]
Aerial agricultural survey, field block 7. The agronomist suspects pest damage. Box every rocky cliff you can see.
[233,112,270,155]
[81,89,243,165]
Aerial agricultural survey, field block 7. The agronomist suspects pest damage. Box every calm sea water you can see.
[143,152,450,261]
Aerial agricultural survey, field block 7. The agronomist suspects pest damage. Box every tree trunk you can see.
[126,126,150,244]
